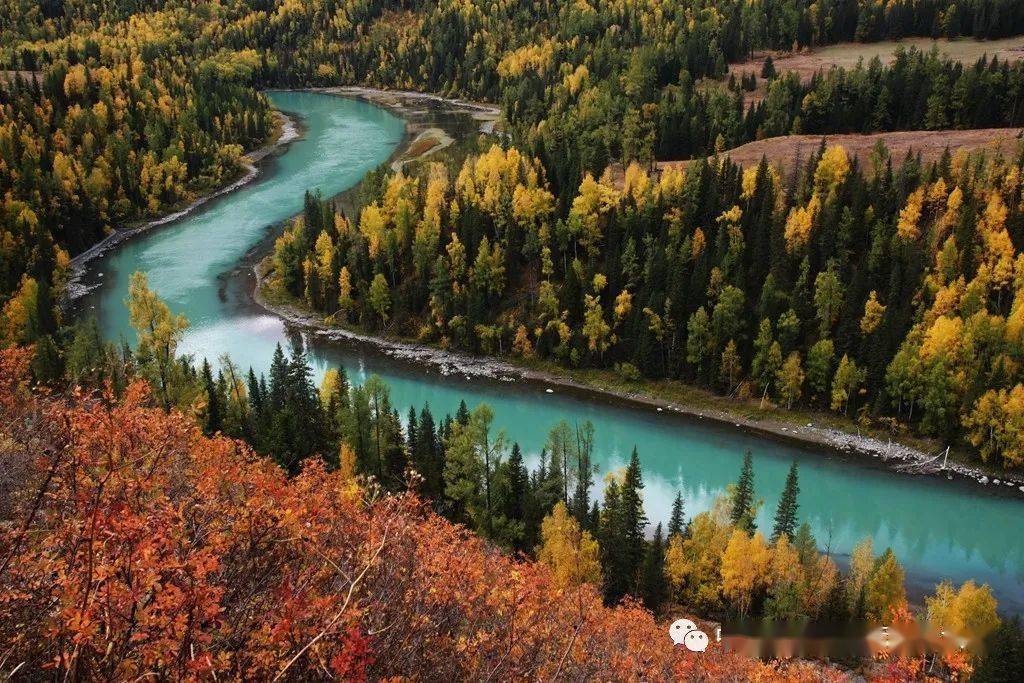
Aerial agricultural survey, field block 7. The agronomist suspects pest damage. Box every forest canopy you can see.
[3,2,1024,676]
[5,1,1024,466]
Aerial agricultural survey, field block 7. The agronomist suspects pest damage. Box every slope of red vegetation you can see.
[0,347,845,680]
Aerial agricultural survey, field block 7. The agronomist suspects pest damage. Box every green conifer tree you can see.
[730,451,757,532]
[668,490,685,538]
[201,358,223,436]
[771,461,800,541]
[640,523,667,614]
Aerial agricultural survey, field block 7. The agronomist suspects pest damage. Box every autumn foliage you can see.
[0,348,848,680]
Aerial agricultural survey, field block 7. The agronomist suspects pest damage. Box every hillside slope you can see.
[0,347,842,680]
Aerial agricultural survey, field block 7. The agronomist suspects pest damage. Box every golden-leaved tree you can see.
[537,501,602,589]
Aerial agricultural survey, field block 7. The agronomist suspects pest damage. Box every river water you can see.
[76,91,1024,612]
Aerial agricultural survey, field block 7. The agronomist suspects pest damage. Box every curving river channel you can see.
[77,91,1024,612]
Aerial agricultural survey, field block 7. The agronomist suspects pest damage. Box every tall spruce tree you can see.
[364,375,391,480]
[287,344,325,467]
[506,443,528,523]
[731,451,757,532]
[268,343,289,413]
[640,523,668,614]
[384,407,408,484]
[246,367,263,416]
[588,500,600,535]
[599,477,628,604]
[668,490,685,538]
[201,358,222,436]
[621,448,648,597]
[406,406,418,463]
[348,384,375,474]
[455,400,470,425]
[414,404,443,499]
[505,442,531,552]
[772,461,800,542]
[571,421,595,527]
[600,448,650,605]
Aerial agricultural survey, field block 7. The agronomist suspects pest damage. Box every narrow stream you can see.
[76,91,1024,612]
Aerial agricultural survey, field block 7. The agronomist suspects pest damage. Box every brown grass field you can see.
[645,128,1023,180]
[729,36,1024,104]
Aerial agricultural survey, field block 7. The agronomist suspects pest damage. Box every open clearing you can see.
[652,128,1023,177]
[730,36,1024,104]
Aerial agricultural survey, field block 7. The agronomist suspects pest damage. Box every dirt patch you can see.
[390,127,453,171]
[655,127,1023,176]
[730,36,1024,104]
[406,135,440,158]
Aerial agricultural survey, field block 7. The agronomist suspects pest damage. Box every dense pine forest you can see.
[273,134,1024,469]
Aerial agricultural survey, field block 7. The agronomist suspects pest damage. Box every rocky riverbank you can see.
[255,274,1024,499]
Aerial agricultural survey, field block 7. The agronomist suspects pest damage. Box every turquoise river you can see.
[76,91,1024,612]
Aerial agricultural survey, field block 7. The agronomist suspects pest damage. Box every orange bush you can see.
[0,348,851,680]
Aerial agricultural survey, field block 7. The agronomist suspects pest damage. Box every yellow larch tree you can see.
[777,351,804,409]
[865,549,907,622]
[721,530,772,615]
[0,275,40,347]
[979,193,1016,291]
[926,580,1000,641]
[896,187,925,241]
[622,162,652,208]
[569,172,621,257]
[783,196,819,253]
[126,271,188,411]
[658,164,686,202]
[319,367,341,406]
[860,291,886,335]
[338,266,355,316]
[675,511,731,611]
[414,164,448,275]
[813,145,851,196]
[965,384,1024,468]
[537,502,602,589]
[359,202,389,260]
[664,532,687,597]
[582,293,611,356]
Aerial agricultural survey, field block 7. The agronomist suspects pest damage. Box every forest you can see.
[4,0,1024,677]
[6,1,1024,466]
[3,343,840,680]
[270,135,1024,469]
[1,276,1014,679]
